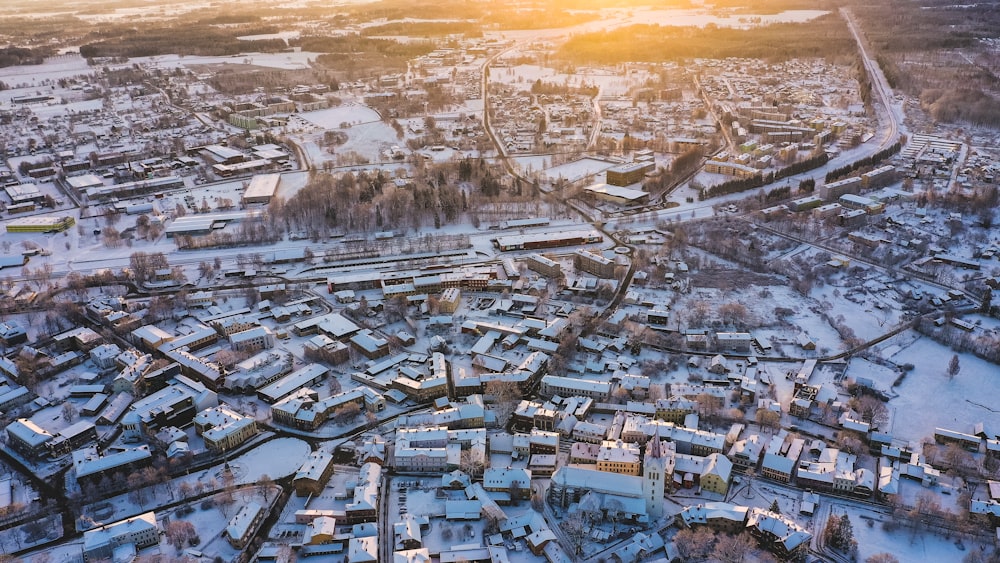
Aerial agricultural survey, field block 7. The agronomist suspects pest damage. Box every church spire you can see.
[648,427,663,458]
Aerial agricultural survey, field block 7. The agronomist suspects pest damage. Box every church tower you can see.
[643,429,667,520]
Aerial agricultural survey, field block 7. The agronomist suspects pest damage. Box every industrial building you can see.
[583,183,650,205]
[6,215,75,233]
[605,161,655,186]
[494,229,601,252]
[242,173,281,205]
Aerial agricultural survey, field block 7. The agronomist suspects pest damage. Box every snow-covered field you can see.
[539,157,617,183]
[230,437,312,484]
[837,503,980,562]
[881,333,1000,442]
[297,104,383,129]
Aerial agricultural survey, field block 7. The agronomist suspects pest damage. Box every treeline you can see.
[0,15,83,43]
[208,67,339,96]
[700,152,829,200]
[338,0,484,23]
[920,88,1000,128]
[643,146,705,193]
[700,173,766,200]
[852,0,996,54]
[484,9,599,30]
[360,21,480,37]
[775,152,829,180]
[0,46,50,68]
[824,139,901,182]
[529,79,598,97]
[301,35,435,76]
[851,0,1000,126]
[556,15,854,64]
[916,317,1000,365]
[174,220,282,250]
[298,35,435,58]
[80,25,287,58]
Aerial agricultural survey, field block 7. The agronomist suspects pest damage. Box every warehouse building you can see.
[242,173,281,205]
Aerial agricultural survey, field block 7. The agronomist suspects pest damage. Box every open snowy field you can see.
[297,104,383,129]
[834,503,983,562]
[539,157,617,184]
[881,332,1000,442]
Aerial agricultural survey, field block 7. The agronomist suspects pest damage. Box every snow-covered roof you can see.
[226,502,264,542]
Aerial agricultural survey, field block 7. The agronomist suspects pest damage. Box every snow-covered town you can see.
[0,1,999,562]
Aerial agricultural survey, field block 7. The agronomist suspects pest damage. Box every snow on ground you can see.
[76,436,303,530]
[297,104,383,129]
[511,155,553,176]
[0,513,62,554]
[809,272,912,342]
[19,540,84,563]
[134,50,323,71]
[0,55,91,86]
[843,357,898,391]
[837,503,981,562]
[882,332,1000,442]
[338,121,405,160]
[539,157,617,183]
[229,437,311,484]
[160,486,276,562]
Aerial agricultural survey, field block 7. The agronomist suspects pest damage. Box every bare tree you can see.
[562,513,588,556]
[484,379,522,430]
[712,532,755,563]
[674,527,716,561]
[866,554,899,563]
[165,520,197,553]
[947,354,961,379]
[853,395,889,429]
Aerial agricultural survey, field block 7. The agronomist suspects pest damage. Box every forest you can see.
[849,0,1000,126]
[301,36,436,77]
[556,14,854,64]
[79,23,288,58]
[0,46,50,69]
[360,21,481,37]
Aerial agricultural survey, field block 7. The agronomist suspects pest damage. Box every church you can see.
[548,430,671,523]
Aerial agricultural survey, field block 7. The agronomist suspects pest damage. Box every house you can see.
[192,406,258,453]
[700,453,733,495]
[6,419,53,458]
[439,287,461,313]
[760,431,800,483]
[83,512,159,562]
[678,502,748,533]
[745,508,812,559]
[303,516,337,545]
[230,326,276,353]
[226,502,265,548]
[294,451,336,496]
[393,514,429,551]
[596,440,642,476]
[73,445,153,486]
[350,330,390,360]
[540,375,610,401]
[716,332,751,353]
[345,463,380,524]
[483,467,532,500]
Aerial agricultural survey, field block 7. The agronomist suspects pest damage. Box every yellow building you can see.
[596,440,641,476]
[700,453,733,495]
[439,287,461,314]
[6,215,75,233]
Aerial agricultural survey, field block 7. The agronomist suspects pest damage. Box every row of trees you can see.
[700,151,830,200]
[825,139,903,183]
